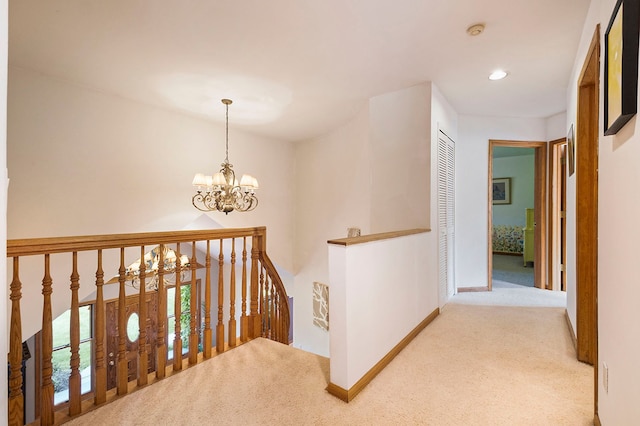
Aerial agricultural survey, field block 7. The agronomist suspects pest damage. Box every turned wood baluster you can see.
[8,258,24,426]
[138,246,148,386]
[276,284,282,343]
[95,250,107,404]
[228,238,237,347]
[240,237,248,342]
[216,239,225,353]
[41,254,54,426]
[68,252,81,415]
[249,236,260,338]
[156,244,167,379]
[268,273,273,339]
[275,281,280,342]
[189,242,198,365]
[281,293,287,344]
[260,265,266,337]
[117,248,128,395]
[267,276,278,340]
[173,243,183,371]
[272,280,278,342]
[268,270,273,339]
[204,240,212,358]
[277,291,283,343]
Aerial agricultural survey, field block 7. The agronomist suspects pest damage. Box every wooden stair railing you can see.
[6,227,290,426]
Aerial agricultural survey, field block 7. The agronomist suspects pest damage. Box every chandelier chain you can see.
[225,99,230,163]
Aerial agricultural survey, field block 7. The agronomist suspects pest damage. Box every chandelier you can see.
[106,245,194,291]
[192,99,259,214]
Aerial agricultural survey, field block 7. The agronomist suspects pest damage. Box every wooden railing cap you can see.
[7,226,267,257]
[327,228,430,246]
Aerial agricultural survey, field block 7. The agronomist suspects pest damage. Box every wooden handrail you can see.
[6,226,290,425]
[7,227,267,256]
[259,252,291,344]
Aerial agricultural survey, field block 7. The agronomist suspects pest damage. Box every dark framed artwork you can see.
[492,178,511,205]
[604,0,640,135]
[568,124,575,176]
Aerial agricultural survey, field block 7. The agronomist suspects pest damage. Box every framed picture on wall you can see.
[604,0,640,135]
[568,124,575,176]
[492,178,511,205]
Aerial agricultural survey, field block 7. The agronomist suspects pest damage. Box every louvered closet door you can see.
[438,130,455,305]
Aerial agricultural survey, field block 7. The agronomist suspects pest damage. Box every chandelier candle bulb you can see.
[121,245,195,291]
[191,99,259,214]
[192,173,206,188]
[240,174,252,186]
[212,173,226,187]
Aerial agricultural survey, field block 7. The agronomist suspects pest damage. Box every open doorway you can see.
[490,146,536,288]
[548,138,568,292]
[488,140,547,291]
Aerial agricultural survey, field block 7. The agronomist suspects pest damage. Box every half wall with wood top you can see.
[326,229,439,402]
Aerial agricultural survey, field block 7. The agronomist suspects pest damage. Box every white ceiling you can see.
[8,0,591,142]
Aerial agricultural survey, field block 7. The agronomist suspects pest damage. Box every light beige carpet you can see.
[67,300,592,425]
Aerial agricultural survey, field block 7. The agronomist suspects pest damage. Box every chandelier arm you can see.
[192,193,210,212]
[233,192,258,212]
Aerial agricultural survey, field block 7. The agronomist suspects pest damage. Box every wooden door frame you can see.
[488,140,548,290]
[576,25,600,422]
[548,137,568,291]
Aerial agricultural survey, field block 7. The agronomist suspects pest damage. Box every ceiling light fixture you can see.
[192,99,259,214]
[489,70,508,81]
[106,245,197,291]
[467,23,485,36]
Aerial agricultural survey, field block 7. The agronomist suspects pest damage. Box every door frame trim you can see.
[548,137,568,291]
[575,24,600,420]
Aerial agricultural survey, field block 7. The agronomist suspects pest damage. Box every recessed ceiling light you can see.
[489,70,508,80]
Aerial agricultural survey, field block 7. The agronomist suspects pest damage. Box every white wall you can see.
[7,67,295,340]
[369,83,431,232]
[431,84,459,143]
[492,154,535,227]
[546,111,568,141]
[293,82,446,355]
[328,231,437,390]
[293,105,371,356]
[567,0,640,422]
[1,0,9,421]
[456,116,547,289]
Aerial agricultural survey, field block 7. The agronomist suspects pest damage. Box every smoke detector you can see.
[467,23,485,36]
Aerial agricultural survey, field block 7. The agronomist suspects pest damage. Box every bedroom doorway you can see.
[488,140,548,291]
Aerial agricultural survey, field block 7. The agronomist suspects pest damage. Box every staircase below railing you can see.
[7,227,290,425]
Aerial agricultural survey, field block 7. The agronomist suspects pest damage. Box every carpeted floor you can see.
[67,288,591,425]
[456,280,567,308]
[492,253,534,287]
